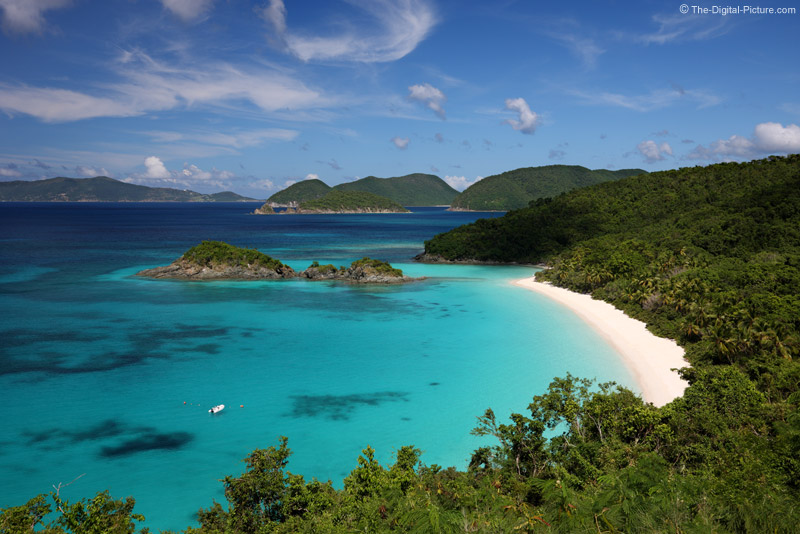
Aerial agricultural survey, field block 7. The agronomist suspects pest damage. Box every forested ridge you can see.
[449,165,645,211]
[3,156,800,533]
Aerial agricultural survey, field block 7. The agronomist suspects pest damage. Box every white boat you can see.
[208,404,225,414]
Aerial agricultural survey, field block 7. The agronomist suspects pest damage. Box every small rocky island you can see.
[136,241,419,284]
[253,190,409,214]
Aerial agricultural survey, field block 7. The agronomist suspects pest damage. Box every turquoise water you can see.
[0,204,634,531]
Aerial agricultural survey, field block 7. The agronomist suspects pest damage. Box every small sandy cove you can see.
[513,277,689,407]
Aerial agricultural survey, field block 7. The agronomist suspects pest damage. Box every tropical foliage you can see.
[449,165,645,211]
[298,190,409,213]
[181,241,288,271]
[349,257,404,277]
[334,173,459,206]
[267,179,332,205]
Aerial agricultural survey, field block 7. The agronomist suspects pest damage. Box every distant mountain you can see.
[0,176,256,202]
[333,173,458,206]
[266,179,332,206]
[449,165,647,211]
[293,190,409,213]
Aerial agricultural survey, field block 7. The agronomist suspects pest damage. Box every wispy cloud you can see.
[503,98,539,134]
[161,0,214,22]
[0,0,71,35]
[547,32,604,68]
[569,86,720,112]
[142,128,299,150]
[634,13,732,45]
[0,50,329,122]
[408,83,446,119]
[317,158,342,170]
[261,0,437,63]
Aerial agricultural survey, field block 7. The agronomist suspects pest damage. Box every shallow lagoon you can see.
[0,204,634,530]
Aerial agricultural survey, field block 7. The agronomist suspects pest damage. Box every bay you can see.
[0,203,634,531]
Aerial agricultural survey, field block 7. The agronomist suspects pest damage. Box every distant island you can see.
[265,166,645,212]
[449,165,646,211]
[266,178,333,206]
[266,173,458,207]
[136,240,417,283]
[0,176,256,202]
[255,190,410,214]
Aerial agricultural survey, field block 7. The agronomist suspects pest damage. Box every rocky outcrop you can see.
[252,203,275,215]
[136,242,419,284]
[136,258,296,280]
[300,260,420,284]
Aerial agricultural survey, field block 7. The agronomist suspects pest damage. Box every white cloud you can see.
[144,156,170,179]
[504,98,539,134]
[262,0,436,63]
[391,137,409,150]
[0,51,328,122]
[75,165,111,177]
[408,83,446,119]
[248,179,276,190]
[637,140,673,163]
[282,180,297,188]
[161,0,214,22]
[0,0,70,35]
[688,122,800,161]
[131,158,239,191]
[0,84,145,122]
[444,175,484,191]
[570,87,720,112]
[304,173,318,180]
[753,122,800,152]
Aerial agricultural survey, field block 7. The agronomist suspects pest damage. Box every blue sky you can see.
[1,0,798,197]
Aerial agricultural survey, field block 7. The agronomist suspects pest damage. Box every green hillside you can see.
[297,190,409,213]
[266,179,332,205]
[0,176,255,202]
[333,173,458,206]
[449,165,646,211]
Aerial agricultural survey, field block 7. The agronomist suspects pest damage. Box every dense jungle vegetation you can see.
[182,241,288,271]
[333,174,459,206]
[3,156,799,533]
[298,190,409,213]
[449,165,646,211]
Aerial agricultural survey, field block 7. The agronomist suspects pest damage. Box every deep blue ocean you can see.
[0,203,634,531]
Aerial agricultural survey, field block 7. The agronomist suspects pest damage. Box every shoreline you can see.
[512,277,689,407]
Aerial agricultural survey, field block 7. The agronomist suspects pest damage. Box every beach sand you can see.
[513,277,689,407]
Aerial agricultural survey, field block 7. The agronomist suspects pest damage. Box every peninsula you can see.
[136,241,417,283]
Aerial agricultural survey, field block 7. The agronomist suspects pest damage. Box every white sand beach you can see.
[513,277,689,407]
